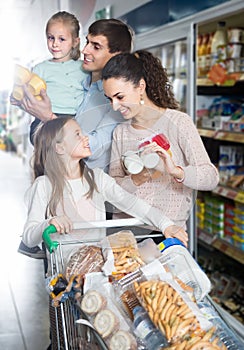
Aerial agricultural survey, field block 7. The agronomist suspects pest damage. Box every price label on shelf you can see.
[198,229,215,245]
[213,186,241,201]
[213,239,244,265]
[235,191,244,204]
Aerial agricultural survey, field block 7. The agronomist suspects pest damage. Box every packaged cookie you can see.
[80,282,138,349]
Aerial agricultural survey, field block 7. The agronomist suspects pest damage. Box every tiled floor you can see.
[0,150,50,350]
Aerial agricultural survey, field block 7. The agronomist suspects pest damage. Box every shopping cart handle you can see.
[42,224,59,253]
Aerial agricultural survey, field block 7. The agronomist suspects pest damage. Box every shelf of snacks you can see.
[212,185,244,203]
[198,229,244,265]
[214,131,244,143]
[198,129,244,142]
[212,238,244,265]
[198,128,217,138]
[197,77,244,94]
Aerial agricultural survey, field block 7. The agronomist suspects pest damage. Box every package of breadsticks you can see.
[133,273,228,350]
[101,230,145,278]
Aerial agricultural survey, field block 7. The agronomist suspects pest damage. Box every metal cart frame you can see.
[43,219,243,350]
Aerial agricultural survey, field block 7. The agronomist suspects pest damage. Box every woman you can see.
[102,50,219,230]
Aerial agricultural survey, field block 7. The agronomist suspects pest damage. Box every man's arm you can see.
[10,85,56,144]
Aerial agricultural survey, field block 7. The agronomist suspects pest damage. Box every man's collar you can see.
[82,74,103,91]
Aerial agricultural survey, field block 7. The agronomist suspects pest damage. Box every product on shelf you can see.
[219,145,244,186]
[211,21,228,67]
[197,23,244,84]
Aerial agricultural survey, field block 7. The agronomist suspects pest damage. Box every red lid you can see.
[152,134,170,150]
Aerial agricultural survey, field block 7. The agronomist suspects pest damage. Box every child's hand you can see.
[164,225,188,247]
[49,215,73,234]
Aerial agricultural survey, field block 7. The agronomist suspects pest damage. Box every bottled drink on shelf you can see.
[197,34,203,77]
[211,21,228,68]
[133,306,168,349]
[205,32,214,73]
[198,33,209,77]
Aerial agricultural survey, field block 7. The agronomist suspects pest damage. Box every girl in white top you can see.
[22,116,188,264]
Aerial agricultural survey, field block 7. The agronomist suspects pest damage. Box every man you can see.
[13,18,134,170]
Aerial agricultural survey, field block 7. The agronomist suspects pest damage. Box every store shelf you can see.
[198,229,244,265]
[215,131,244,144]
[198,128,217,138]
[197,79,244,96]
[212,185,244,203]
[212,239,244,265]
[198,129,244,143]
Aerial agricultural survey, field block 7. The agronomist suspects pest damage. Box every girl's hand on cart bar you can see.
[49,215,73,234]
[164,225,188,247]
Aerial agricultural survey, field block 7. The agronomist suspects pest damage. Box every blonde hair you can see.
[32,117,97,216]
[46,11,81,60]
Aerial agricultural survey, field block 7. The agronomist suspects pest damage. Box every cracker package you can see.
[101,230,145,278]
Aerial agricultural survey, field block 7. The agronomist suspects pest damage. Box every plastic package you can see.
[65,245,104,280]
[198,298,244,350]
[158,238,211,300]
[101,230,145,277]
[80,285,138,349]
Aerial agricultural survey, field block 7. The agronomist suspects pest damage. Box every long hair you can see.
[102,50,179,109]
[88,18,134,53]
[46,11,81,60]
[32,117,97,216]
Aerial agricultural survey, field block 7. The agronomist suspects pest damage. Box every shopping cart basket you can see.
[43,219,244,350]
[42,218,156,350]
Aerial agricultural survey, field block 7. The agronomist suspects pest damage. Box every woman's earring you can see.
[140,94,144,105]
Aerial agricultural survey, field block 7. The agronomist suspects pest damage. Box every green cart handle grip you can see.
[42,224,59,253]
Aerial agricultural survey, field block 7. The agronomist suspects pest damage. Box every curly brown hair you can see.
[102,50,179,109]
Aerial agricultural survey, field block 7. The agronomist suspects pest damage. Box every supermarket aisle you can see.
[0,150,50,350]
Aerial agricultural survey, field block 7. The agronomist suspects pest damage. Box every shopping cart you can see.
[43,219,244,350]
[43,218,158,350]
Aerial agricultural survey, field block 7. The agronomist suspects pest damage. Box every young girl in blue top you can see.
[32,11,87,116]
